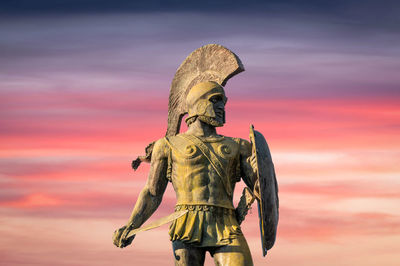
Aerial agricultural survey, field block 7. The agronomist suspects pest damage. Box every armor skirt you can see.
[169,204,242,247]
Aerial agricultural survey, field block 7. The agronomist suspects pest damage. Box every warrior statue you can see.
[113,44,279,266]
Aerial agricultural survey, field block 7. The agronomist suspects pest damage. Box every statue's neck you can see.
[186,119,218,138]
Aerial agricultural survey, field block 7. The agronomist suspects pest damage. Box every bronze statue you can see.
[113,44,279,265]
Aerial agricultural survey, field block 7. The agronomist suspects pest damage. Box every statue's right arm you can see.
[113,138,169,248]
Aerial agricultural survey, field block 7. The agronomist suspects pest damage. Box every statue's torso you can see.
[166,134,241,209]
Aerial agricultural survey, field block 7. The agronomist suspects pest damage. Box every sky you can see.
[1,1,400,265]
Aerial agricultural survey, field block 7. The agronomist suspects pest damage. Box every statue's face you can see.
[198,93,226,127]
[209,94,226,126]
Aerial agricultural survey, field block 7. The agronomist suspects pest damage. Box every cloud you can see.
[281,182,400,200]
[1,13,400,98]
[279,207,400,241]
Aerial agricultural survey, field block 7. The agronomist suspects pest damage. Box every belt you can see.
[175,204,235,215]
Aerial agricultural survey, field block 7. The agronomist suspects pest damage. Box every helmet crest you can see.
[166,44,244,136]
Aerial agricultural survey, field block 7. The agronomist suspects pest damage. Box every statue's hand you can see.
[250,153,257,172]
[246,153,261,200]
[113,226,126,247]
[247,153,258,176]
[253,179,261,200]
[113,225,136,248]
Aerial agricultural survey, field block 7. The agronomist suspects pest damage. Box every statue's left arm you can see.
[239,139,259,194]
[113,138,169,248]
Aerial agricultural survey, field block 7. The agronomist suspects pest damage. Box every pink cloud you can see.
[280,182,400,200]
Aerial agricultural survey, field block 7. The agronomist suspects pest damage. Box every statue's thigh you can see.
[172,240,206,266]
[212,236,253,266]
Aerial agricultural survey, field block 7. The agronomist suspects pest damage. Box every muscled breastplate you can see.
[166,134,240,209]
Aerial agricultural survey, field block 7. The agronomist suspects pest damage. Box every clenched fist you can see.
[113,225,135,248]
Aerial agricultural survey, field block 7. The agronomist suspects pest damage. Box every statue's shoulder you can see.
[222,136,241,144]
[163,133,188,151]
[154,136,169,147]
[222,136,250,147]
[151,137,171,159]
[218,135,240,148]
[225,137,251,157]
[165,133,185,143]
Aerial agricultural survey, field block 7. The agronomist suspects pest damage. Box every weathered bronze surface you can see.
[113,44,278,265]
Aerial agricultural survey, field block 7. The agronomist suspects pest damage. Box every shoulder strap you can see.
[179,134,232,197]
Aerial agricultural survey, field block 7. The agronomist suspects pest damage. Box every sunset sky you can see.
[1,1,400,265]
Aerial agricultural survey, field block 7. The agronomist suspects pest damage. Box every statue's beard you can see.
[198,115,224,127]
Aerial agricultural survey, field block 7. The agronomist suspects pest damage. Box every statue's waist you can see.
[175,204,235,213]
[175,191,234,209]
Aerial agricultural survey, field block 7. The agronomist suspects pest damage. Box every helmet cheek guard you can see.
[199,100,216,118]
[188,99,216,119]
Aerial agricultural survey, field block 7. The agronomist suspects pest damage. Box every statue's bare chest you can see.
[168,135,239,170]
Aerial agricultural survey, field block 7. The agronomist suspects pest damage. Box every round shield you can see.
[249,125,279,256]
